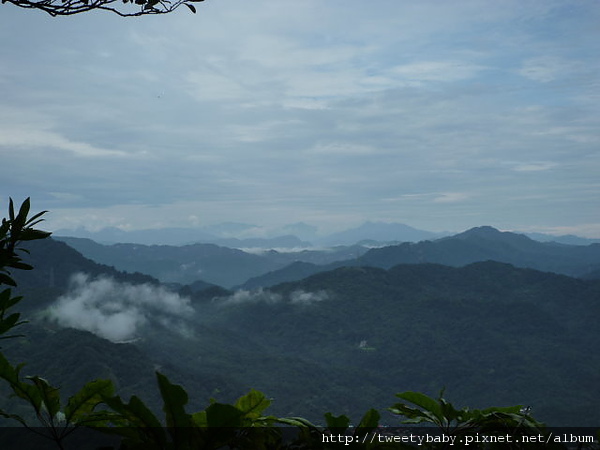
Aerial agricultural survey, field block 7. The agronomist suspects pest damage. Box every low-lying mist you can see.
[215,288,329,306]
[47,273,194,342]
[46,273,329,343]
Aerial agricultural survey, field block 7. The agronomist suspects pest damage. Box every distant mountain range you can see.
[6,237,600,427]
[53,221,444,247]
[360,226,600,276]
[54,221,600,247]
[314,221,448,245]
[54,236,370,288]
[524,232,600,246]
[55,226,600,290]
[242,226,600,289]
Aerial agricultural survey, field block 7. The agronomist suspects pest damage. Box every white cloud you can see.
[433,192,471,204]
[289,290,329,305]
[0,124,127,158]
[48,273,194,342]
[216,288,329,306]
[309,142,378,156]
[217,288,282,306]
[512,162,557,172]
[517,56,583,83]
[390,61,487,83]
[0,106,131,158]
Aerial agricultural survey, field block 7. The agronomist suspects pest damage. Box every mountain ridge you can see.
[240,226,600,288]
[5,236,600,426]
[53,221,600,247]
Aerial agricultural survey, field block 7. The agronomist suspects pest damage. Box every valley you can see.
[3,228,600,427]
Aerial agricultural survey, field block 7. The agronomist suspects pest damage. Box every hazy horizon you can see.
[53,220,600,243]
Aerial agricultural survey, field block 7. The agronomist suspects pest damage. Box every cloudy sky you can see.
[1,0,599,237]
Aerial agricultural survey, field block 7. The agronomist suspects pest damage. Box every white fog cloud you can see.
[217,288,283,306]
[216,288,329,306]
[48,273,194,342]
[289,290,329,305]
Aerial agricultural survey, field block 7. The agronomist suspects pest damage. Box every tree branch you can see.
[2,0,202,17]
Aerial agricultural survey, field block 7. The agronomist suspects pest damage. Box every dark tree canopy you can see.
[2,0,203,17]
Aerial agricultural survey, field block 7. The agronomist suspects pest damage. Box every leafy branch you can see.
[1,0,204,17]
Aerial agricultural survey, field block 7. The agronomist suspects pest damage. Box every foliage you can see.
[1,0,204,17]
[390,390,545,441]
[0,198,50,340]
[388,391,600,449]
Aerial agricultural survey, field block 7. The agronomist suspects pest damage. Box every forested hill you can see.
[358,226,600,276]
[237,261,600,425]
[53,237,280,288]
[55,236,371,288]
[244,226,600,288]
[12,238,158,290]
[5,236,600,426]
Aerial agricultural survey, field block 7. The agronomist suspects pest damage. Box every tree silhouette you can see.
[2,0,203,17]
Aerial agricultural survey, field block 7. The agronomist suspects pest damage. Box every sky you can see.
[1,0,599,238]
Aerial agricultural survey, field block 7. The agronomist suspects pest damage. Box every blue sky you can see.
[1,0,599,237]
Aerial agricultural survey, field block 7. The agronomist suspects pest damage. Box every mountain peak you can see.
[460,226,503,237]
[445,226,541,248]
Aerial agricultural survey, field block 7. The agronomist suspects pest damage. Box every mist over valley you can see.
[4,226,600,427]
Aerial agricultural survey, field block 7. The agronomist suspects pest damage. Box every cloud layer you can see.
[48,273,194,342]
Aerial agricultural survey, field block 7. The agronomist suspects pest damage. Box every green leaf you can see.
[276,416,318,428]
[0,353,42,412]
[394,391,445,425]
[0,289,23,310]
[19,229,52,242]
[16,198,31,222]
[7,261,32,271]
[390,403,439,425]
[0,313,25,335]
[0,273,17,287]
[103,394,163,429]
[64,379,115,424]
[191,410,207,427]
[0,220,9,239]
[12,198,31,232]
[479,405,522,416]
[156,371,191,428]
[234,389,271,421]
[23,209,48,228]
[27,376,62,420]
[0,408,28,426]
[324,412,350,430]
[8,198,15,223]
[356,408,380,432]
[438,395,461,424]
[100,395,169,449]
[0,288,11,306]
[205,403,243,427]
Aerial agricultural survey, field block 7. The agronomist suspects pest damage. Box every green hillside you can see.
[6,237,599,427]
